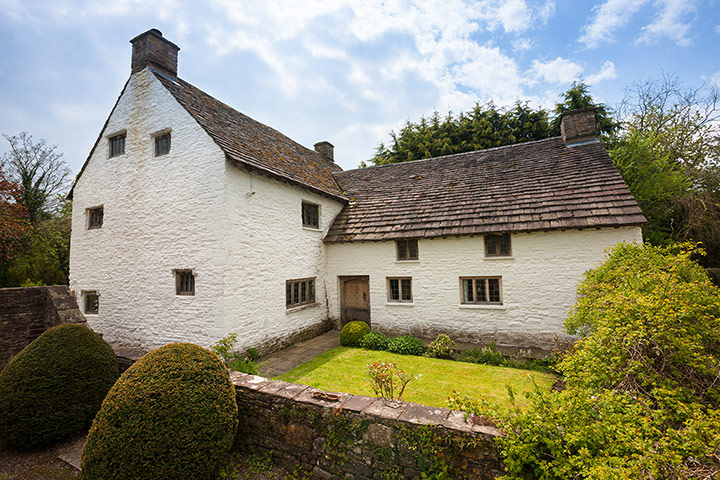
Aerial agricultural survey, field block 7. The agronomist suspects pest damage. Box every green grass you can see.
[278,347,556,408]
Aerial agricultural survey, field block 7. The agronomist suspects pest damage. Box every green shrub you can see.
[451,243,720,478]
[81,343,238,480]
[230,357,259,375]
[359,331,390,350]
[0,323,118,449]
[424,334,455,358]
[340,321,371,347]
[456,342,506,366]
[386,335,425,355]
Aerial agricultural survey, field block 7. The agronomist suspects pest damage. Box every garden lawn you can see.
[278,347,556,408]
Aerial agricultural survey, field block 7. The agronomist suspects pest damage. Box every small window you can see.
[109,134,125,157]
[396,239,418,261]
[155,133,171,156]
[461,277,502,305]
[175,270,195,296]
[84,291,99,314]
[87,206,103,230]
[485,234,511,257]
[387,277,412,303]
[302,202,320,229]
[286,277,316,308]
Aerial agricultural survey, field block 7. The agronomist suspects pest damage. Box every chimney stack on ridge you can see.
[314,141,335,162]
[560,107,599,146]
[130,29,180,78]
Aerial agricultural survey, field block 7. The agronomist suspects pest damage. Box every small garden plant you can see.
[210,333,260,374]
[359,331,390,350]
[386,334,425,355]
[366,361,417,400]
[424,333,455,358]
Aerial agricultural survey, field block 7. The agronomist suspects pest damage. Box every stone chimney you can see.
[130,29,180,78]
[314,141,334,162]
[560,107,599,146]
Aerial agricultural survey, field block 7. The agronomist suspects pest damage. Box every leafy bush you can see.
[210,332,239,367]
[81,343,238,480]
[367,361,417,400]
[456,342,506,366]
[386,335,425,355]
[230,357,259,375]
[246,347,260,361]
[0,323,118,449]
[340,321,371,347]
[359,331,390,350]
[423,334,455,358]
[451,243,720,478]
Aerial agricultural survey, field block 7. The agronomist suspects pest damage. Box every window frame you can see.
[387,277,413,303]
[174,269,195,296]
[484,233,512,257]
[459,276,503,305]
[301,201,320,229]
[108,132,126,158]
[286,277,316,309]
[154,131,172,157]
[395,239,419,261]
[86,206,104,230]
[83,290,99,315]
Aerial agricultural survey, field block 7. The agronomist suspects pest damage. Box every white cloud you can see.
[635,0,696,46]
[579,0,649,48]
[512,37,533,51]
[586,60,617,84]
[530,57,584,84]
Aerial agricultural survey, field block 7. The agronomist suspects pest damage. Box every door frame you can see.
[338,275,370,327]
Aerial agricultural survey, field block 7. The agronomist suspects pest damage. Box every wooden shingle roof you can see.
[325,137,646,243]
[153,71,346,200]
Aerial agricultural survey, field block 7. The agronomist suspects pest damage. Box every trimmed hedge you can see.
[0,323,118,449]
[359,331,390,351]
[81,343,238,480]
[340,321,371,347]
[387,335,426,355]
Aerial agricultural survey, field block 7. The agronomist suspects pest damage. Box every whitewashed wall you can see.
[69,69,227,349]
[222,165,345,352]
[325,226,643,349]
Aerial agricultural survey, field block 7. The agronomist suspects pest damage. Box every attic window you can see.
[155,132,171,156]
[109,133,125,157]
[175,270,195,296]
[87,206,103,230]
[396,239,418,261]
[485,234,511,257]
[84,291,99,315]
[302,201,320,229]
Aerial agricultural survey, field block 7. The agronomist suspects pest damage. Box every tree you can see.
[0,161,30,262]
[552,81,618,136]
[2,132,70,224]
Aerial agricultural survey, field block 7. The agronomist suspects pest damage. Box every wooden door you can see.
[340,276,370,326]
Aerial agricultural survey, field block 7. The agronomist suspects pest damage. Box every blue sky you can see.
[1,0,718,173]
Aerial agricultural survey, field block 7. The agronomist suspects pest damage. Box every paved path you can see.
[259,329,340,377]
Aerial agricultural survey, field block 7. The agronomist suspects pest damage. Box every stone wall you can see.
[232,372,503,479]
[0,286,86,369]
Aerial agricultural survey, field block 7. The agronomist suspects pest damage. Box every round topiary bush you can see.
[340,321,371,347]
[0,323,119,449]
[81,343,238,480]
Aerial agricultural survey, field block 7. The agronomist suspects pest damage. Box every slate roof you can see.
[325,137,646,243]
[152,71,346,199]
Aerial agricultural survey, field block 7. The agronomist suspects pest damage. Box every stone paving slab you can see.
[258,330,340,377]
[57,435,86,471]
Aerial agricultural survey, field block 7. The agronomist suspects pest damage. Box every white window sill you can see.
[84,313,99,317]
[286,302,318,314]
[395,260,419,264]
[458,304,506,310]
[484,256,514,261]
[385,302,414,307]
[302,226,322,232]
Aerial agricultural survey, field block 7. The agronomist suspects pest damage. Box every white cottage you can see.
[69,30,645,354]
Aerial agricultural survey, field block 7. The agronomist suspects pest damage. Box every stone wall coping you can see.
[231,372,502,437]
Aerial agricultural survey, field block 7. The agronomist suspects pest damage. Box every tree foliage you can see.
[450,243,720,478]
[0,133,71,287]
[552,81,618,136]
[368,101,551,165]
[0,161,30,261]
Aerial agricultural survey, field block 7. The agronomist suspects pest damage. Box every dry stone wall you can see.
[0,286,86,369]
[231,372,503,479]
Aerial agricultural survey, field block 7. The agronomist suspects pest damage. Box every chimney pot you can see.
[560,107,598,146]
[314,141,334,162]
[130,29,180,78]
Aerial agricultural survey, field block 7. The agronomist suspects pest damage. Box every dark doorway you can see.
[340,276,370,327]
